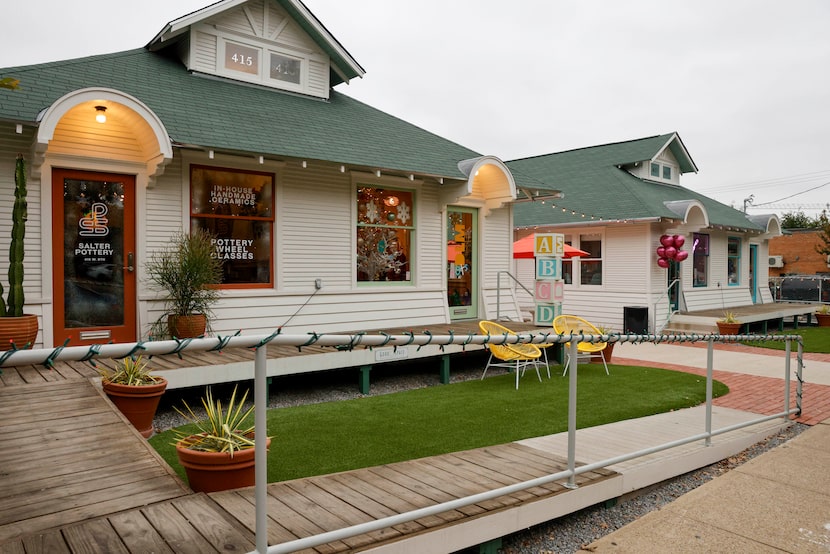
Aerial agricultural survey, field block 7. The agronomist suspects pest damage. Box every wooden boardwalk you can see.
[0,376,622,553]
[0,379,190,545]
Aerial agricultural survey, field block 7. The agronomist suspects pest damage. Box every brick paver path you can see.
[615,342,830,426]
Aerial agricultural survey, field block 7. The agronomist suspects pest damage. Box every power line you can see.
[752,181,830,206]
[695,169,830,195]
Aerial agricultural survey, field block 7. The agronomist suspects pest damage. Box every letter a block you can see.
[534,233,564,257]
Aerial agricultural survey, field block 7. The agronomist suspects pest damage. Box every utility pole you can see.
[742,194,754,213]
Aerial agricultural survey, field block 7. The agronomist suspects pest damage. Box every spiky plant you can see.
[98,356,162,386]
[172,385,260,456]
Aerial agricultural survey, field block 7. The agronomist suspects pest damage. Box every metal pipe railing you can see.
[0,330,804,554]
[496,270,533,321]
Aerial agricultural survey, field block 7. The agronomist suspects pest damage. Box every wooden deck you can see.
[0,379,190,545]
[0,375,621,553]
[0,376,789,553]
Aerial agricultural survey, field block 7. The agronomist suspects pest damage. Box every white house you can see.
[0,0,558,348]
[508,133,782,333]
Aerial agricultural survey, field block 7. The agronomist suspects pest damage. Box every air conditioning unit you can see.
[768,255,784,268]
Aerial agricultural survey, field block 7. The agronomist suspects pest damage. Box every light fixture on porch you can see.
[94,105,107,123]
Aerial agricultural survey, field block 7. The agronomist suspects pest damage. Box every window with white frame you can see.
[727,237,741,285]
[579,233,603,285]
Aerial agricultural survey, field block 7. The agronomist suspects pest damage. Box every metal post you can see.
[705,338,714,446]
[797,339,804,417]
[255,345,268,554]
[784,338,791,419]
[566,338,579,489]
[496,272,502,320]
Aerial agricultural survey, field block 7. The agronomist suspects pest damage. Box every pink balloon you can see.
[656,246,666,257]
[664,246,677,259]
[673,235,685,248]
[657,257,669,268]
[660,234,675,247]
[675,250,689,262]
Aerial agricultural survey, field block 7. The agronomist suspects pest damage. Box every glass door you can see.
[52,169,136,345]
[750,244,758,303]
[447,208,477,320]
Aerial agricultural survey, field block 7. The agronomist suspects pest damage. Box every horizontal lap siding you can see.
[481,206,518,320]
[210,290,448,335]
[280,164,351,289]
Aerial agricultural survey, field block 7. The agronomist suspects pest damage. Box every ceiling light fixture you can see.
[94,105,107,124]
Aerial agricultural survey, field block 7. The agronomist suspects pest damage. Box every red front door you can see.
[52,169,137,345]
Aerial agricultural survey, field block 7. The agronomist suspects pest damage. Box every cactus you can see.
[0,154,27,317]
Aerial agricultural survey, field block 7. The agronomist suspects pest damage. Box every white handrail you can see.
[0,330,804,554]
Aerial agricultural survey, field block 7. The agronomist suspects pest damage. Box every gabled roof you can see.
[508,134,763,231]
[0,49,487,180]
[147,0,365,86]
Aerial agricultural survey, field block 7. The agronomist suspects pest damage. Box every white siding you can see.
[481,206,520,321]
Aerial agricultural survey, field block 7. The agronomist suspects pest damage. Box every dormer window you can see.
[649,162,675,182]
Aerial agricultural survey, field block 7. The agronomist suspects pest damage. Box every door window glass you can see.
[63,178,125,327]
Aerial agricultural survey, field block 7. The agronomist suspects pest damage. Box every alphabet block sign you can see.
[535,256,561,280]
[534,233,564,258]
[535,302,563,326]
[534,280,564,302]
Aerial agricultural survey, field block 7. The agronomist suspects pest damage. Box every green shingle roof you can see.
[508,134,763,231]
[0,49,489,180]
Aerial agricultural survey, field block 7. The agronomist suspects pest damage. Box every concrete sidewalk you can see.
[577,341,830,553]
[578,419,830,553]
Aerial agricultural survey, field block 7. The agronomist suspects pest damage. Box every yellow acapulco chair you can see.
[478,320,543,389]
[552,315,610,376]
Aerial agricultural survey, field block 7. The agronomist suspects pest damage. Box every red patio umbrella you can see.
[512,235,589,259]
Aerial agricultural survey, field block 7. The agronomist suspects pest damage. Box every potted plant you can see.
[591,325,616,363]
[99,355,168,438]
[716,311,742,335]
[146,229,223,338]
[815,305,830,327]
[173,385,270,493]
[0,155,38,349]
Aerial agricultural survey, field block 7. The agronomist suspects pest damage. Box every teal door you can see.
[750,245,758,303]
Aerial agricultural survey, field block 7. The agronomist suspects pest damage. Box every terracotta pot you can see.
[103,377,168,438]
[168,314,207,338]
[716,321,742,335]
[591,342,615,363]
[815,313,830,327]
[0,314,38,350]
[176,435,271,493]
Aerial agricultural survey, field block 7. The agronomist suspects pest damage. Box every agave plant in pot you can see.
[99,356,168,438]
[716,311,742,335]
[0,154,38,350]
[146,229,223,339]
[173,385,270,493]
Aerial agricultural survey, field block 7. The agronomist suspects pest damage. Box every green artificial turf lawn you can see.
[149,364,727,484]
[743,326,830,353]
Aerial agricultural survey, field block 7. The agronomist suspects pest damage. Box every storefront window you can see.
[356,186,413,282]
[561,235,573,284]
[190,165,274,287]
[693,233,709,287]
[727,237,741,285]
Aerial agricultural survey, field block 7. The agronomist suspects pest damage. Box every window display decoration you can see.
[656,234,688,268]
[357,187,412,282]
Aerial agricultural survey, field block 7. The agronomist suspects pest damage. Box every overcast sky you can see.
[2,0,829,217]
